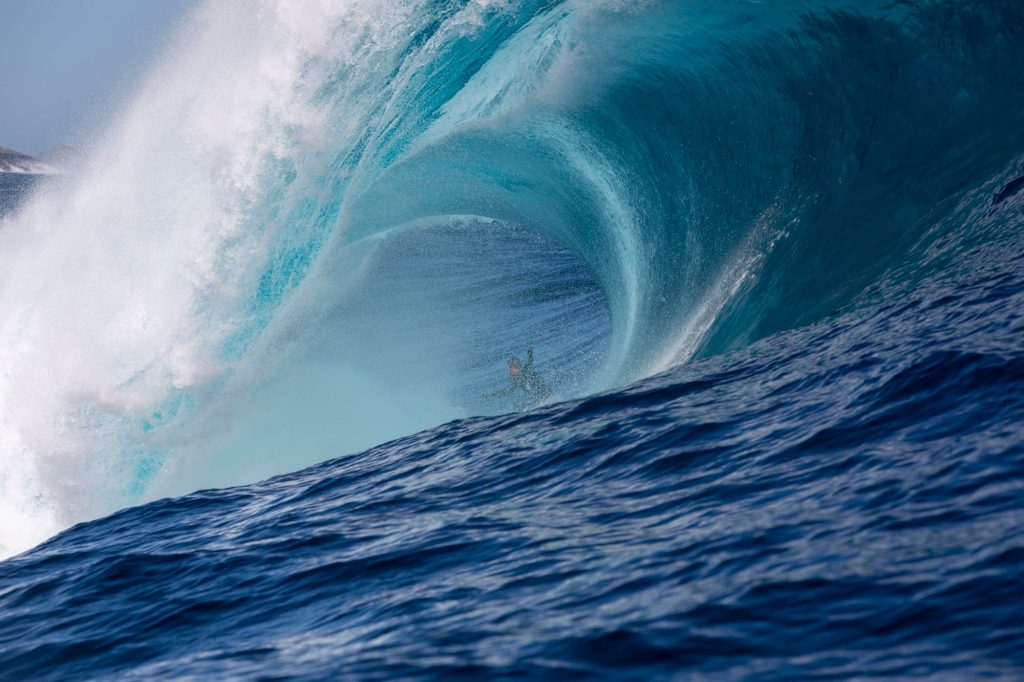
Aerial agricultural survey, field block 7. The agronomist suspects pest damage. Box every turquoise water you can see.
[0,1,1023,677]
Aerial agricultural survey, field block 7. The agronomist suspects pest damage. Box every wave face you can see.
[1,0,1024,676]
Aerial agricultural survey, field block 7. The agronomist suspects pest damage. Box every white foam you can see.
[0,0,453,558]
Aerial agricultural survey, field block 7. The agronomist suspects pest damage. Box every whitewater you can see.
[1,0,1023,678]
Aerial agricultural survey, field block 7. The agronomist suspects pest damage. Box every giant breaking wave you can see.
[1,0,1023,558]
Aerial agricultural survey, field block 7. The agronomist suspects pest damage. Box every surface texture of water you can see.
[1,0,1023,678]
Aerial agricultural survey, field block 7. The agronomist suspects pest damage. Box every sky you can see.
[0,0,195,156]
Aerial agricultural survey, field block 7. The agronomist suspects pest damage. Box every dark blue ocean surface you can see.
[1,0,1024,679]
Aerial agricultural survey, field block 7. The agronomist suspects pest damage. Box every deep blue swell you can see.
[3,0,1024,679]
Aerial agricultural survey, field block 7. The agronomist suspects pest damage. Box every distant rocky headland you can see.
[0,146,78,174]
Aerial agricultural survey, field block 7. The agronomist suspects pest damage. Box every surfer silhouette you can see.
[487,347,553,408]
